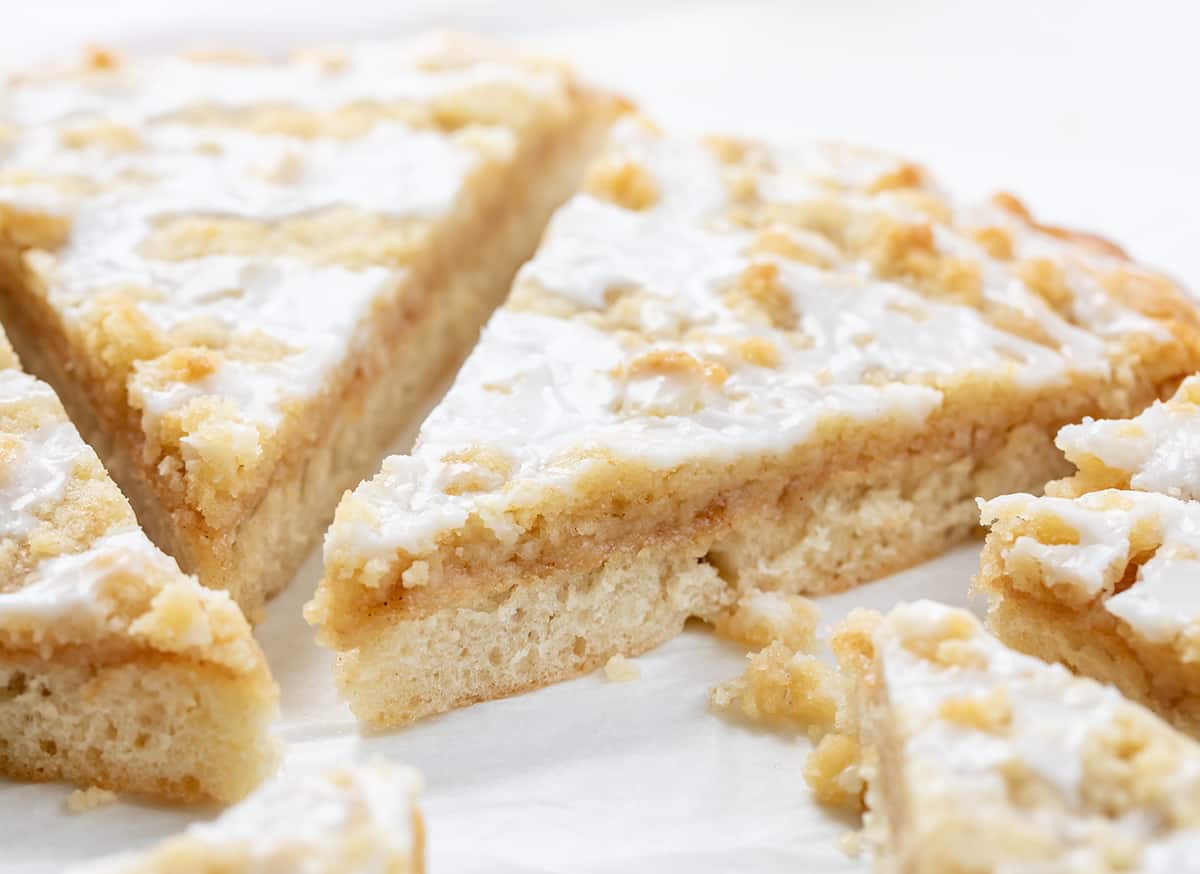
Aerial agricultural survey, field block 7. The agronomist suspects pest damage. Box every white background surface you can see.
[2,1,1199,871]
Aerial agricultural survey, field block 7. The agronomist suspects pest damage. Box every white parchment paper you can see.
[2,1,1198,870]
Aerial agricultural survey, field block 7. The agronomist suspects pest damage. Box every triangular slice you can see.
[0,331,277,802]
[979,375,1200,735]
[72,762,423,873]
[0,34,623,615]
[830,600,1200,873]
[308,118,1200,726]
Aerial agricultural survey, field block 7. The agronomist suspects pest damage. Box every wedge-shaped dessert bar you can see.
[979,375,1200,735]
[0,34,623,615]
[0,332,277,803]
[830,601,1200,873]
[73,763,424,873]
[309,118,1200,726]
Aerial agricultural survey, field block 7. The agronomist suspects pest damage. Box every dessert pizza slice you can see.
[308,118,1200,727]
[0,34,623,615]
[73,763,423,873]
[979,376,1200,735]
[0,331,277,803]
[830,601,1200,874]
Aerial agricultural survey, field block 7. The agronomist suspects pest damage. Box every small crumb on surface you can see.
[709,642,839,731]
[65,786,118,813]
[836,829,862,859]
[604,653,641,682]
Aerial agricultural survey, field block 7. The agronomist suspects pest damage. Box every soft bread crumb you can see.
[604,653,640,682]
[65,786,118,813]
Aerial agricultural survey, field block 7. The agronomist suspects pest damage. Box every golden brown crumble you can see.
[83,45,120,71]
[735,338,780,368]
[938,686,1013,734]
[440,445,514,496]
[804,733,863,809]
[898,608,984,669]
[972,225,1015,260]
[865,162,924,194]
[139,210,432,270]
[745,226,834,268]
[619,349,729,386]
[582,158,660,211]
[1029,510,1082,546]
[710,643,839,731]
[1018,258,1075,314]
[723,262,799,330]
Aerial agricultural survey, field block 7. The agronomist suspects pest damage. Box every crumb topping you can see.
[319,118,1192,607]
[0,33,578,528]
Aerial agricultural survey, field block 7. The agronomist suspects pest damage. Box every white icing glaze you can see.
[875,601,1200,871]
[1057,375,1200,501]
[0,370,90,538]
[0,529,179,622]
[72,763,422,874]
[328,120,1167,568]
[983,491,1200,648]
[0,362,208,629]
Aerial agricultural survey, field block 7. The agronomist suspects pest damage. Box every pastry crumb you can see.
[65,786,118,813]
[713,589,819,652]
[710,642,839,732]
[836,829,862,859]
[604,653,641,682]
